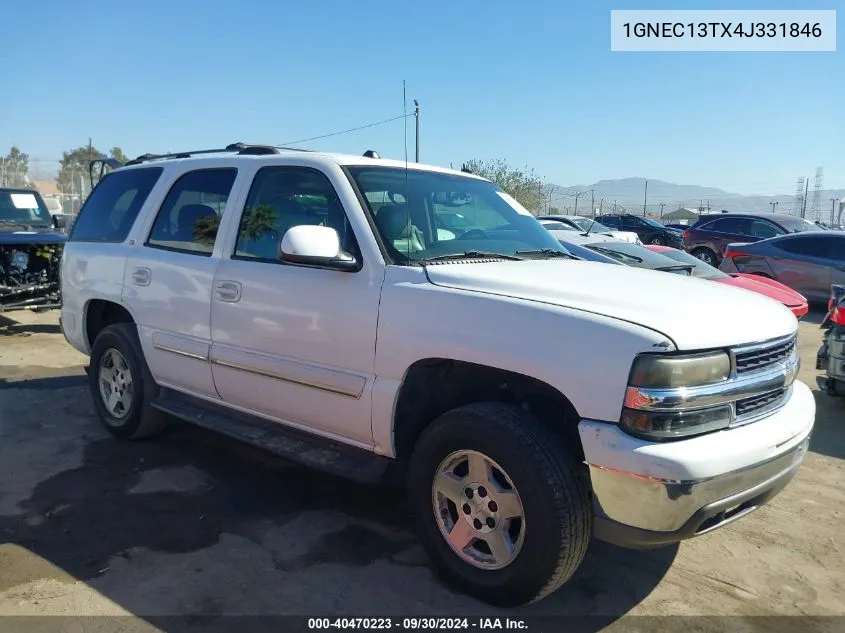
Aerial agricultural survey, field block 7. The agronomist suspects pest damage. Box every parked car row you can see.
[55,146,815,608]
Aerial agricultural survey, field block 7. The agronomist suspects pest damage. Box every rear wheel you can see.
[408,403,591,606]
[692,247,718,267]
[89,323,167,439]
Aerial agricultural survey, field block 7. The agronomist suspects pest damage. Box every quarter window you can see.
[147,168,238,255]
[234,166,357,261]
[70,167,163,242]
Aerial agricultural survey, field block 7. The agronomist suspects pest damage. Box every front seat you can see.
[173,204,217,242]
[375,205,425,253]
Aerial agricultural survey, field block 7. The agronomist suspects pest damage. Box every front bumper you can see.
[580,379,815,548]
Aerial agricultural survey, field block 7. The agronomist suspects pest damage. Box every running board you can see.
[151,389,399,485]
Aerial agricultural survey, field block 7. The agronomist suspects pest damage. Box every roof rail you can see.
[124,142,289,166]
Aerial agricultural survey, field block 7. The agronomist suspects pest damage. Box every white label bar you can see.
[611,10,836,51]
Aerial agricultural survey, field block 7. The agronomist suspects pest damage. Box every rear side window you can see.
[775,236,831,258]
[70,167,163,242]
[147,168,238,255]
[707,217,751,235]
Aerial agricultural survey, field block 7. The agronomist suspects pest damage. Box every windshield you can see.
[347,166,568,262]
[656,247,727,280]
[780,216,826,233]
[569,217,612,233]
[640,216,665,229]
[0,190,53,227]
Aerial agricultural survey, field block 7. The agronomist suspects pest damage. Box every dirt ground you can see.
[0,309,843,631]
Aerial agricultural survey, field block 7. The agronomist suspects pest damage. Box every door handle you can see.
[131,267,151,286]
[214,280,242,303]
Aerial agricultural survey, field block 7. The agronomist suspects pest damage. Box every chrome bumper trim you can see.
[588,432,810,534]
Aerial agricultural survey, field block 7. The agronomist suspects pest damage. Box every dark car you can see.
[682,212,824,267]
[0,187,67,312]
[595,214,684,247]
[718,232,845,303]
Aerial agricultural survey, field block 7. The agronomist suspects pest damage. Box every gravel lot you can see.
[0,309,843,630]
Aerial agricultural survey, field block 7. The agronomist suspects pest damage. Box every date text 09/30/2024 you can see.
[307,618,527,630]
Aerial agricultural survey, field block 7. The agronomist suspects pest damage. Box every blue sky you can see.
[1,0,841,194]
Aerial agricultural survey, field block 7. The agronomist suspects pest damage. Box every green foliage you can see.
[110,147,130,164]
[193,214,221,245]
[2,146,29,187]
[239,204,279,241]
[56,145,104,192]
[460,158,543,213]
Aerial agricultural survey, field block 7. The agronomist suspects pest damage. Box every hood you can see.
[0,228,68,245]
[424,260,796,350]
[718,274,807,307]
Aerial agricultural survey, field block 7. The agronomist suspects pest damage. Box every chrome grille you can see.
[735,388,786,418]
[734,336,796,375]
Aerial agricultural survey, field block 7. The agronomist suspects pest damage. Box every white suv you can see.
[60,144,815,606]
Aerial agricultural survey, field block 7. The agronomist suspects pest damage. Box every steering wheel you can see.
[458,228,489,240]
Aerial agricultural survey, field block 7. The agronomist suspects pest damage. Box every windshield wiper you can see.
[590,246,643,263]
[514,248,575,259]
[0,219,33,230]
[422,250,525,262]
[656,264,694,274]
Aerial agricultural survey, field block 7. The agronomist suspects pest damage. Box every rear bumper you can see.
[579,379,815,548]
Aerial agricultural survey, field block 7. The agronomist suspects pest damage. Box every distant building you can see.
[662,208,700,223]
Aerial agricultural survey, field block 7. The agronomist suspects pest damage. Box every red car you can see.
[645,245,809,318]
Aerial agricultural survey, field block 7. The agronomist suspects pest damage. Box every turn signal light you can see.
[833,306,845,326]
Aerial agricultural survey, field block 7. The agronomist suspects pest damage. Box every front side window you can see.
[70,167,163,242]
[147,168,237,255]
[749,219,782,239]
[347,166,567,262]
[779,216,827,234]
[234,166,358,261]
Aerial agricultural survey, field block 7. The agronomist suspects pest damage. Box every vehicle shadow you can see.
[0,313,62,336]
[0,375,675,621]
[809,388,845,461]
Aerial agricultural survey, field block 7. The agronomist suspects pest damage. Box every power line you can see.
[279,113,414,146]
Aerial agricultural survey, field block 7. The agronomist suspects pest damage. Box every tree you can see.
[109,147,130,164]
[56,145,105,195]
[1,146,29,187]
[459,158,544,213]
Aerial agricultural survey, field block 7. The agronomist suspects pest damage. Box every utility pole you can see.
[770,201,779,213]
[801,179,809,218]
[659,203,665,217]
[706,200,711,212]
[590,190,594,218]
[642,180,648,215]
[599,198,604,213]
[831,198,838,225]
[414,100,419,162]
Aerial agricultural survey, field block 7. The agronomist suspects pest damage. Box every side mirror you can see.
[279,225,358,271]
[52,214,68,230]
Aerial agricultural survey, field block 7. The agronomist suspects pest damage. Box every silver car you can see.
[719,232,845,302]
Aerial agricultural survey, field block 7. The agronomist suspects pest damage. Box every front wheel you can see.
[408,403,591,606]
[649,235,665,246]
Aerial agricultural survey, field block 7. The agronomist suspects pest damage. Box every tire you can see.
[692,247,718,267]
[649,235,665,246]
[408,402,591,607]
[89,323,167,440]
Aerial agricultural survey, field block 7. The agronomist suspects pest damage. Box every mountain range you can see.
[545,177,845,222]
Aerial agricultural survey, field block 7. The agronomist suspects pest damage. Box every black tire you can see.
[649,235,665,246]
[692,247,718,267]
[408,402,591,607]
[89,323,167,440]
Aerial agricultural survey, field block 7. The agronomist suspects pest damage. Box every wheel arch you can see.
[391,358,583,463]
[84,298,137,350]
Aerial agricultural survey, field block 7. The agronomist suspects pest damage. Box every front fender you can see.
[371,266,672,457]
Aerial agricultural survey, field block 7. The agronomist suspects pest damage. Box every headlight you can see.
[10,250,29,270]
[621,351,732,441]
[629,352,730,388]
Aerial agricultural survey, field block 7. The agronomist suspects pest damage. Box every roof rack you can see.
[124,142,308,166]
